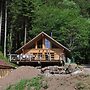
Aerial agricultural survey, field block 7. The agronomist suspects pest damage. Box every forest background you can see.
[0,0,90,64]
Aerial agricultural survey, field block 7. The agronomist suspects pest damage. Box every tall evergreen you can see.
[0,0,90,63]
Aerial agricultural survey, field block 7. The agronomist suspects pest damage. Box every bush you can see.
[6,76,43,90]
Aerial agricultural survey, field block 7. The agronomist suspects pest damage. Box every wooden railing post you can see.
[29,54,31,61]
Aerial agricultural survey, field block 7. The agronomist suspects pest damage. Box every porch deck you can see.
[9,54,61,63]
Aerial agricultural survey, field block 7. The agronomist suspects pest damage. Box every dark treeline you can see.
[0,0,90,63]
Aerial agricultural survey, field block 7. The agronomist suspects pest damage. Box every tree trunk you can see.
[9,28,13,53]
[7,27,12,54]
[0,2,2,45]
[24,22,27,44]
[4,0,7,57]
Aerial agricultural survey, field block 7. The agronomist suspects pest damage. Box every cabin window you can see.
[45,39,51,48]
[37,39,42,48]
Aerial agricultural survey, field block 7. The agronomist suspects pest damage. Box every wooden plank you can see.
[42,37,45,49]
[35,41,37,49]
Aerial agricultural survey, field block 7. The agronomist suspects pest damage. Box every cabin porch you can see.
[10,54,62,66]
[9,51,65,66]
[10,54,62,62]
[10,32,70,66]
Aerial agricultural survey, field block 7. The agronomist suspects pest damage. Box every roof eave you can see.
[15,31,70,53]
[15,32,44,53]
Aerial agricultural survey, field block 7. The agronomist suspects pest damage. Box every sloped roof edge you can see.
[15,32,70,53]
[43,32,70,51]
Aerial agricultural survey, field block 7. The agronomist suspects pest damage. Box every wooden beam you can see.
[42,37,45,49]
[35,41,37,49]
[42,49,45,60]
[22,49,24,54]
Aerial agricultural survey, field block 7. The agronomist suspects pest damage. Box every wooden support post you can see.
[29,54,31,61]
[22,49,24,54]
[35,41,37,49]
[38,50,41,61]
[17,61,19,64]
[42,49,45,60]
[49,49,51,61]
[20,54,21,61]
[30,55,31,61]
[42,37,45,49]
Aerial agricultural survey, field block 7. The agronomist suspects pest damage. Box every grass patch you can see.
[27,76,42,90]
[0,51,17,67]
[0,51,8,61]
[6,76,43,90]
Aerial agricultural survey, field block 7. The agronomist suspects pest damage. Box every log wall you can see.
[22,48,65,61]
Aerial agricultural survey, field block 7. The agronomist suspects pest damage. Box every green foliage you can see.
[73,0,90,17]
[6,76,42,90]
[6,80,27,90]
[15,79,28,90]
[29,0,90,62]
[4,0,90,63]
[0,51,7,61]
[7,0,35,51]
[0,51,16,67]
[27,76,42,90]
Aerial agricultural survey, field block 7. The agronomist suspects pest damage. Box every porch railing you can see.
[9,54,53,62]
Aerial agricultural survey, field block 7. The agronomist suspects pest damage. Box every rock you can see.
[42,81,48,89]
[30,87,35,90]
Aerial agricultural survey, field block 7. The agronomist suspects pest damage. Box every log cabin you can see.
[10,32,70,66]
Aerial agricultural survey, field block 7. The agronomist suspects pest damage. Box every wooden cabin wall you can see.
[22,48,65,61]
[52,49,64,60]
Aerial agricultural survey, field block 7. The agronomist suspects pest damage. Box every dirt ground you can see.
[41,65,90,90]
[0,66,40,90]
[0,65,90,90]
[41,74,89,90]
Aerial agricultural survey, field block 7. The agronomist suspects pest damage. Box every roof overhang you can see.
[15,32,70,53]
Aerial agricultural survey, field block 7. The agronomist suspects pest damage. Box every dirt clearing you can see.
[0,65,90,90]
[0,66,40,90]
[41,74,90,90]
